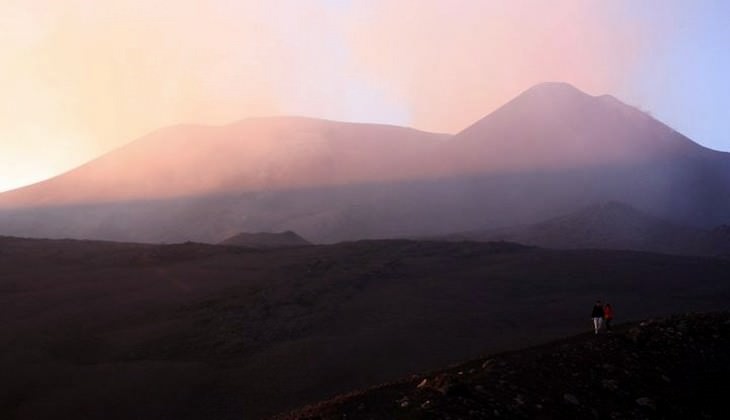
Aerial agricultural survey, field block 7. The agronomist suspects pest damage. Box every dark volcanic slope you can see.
[1,237,729,419]
[220,231,312,248]
[444,201,730,256]
[280,312,730,420]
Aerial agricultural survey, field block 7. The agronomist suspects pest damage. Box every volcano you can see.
[1,83,728,245]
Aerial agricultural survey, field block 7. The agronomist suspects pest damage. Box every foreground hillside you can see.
[1,237,729,419]
[280,312,730,419]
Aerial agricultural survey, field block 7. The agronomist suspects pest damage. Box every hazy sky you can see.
[1,0,729,192]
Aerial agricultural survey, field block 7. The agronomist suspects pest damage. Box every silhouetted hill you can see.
[1,83,728,243]
[1,236,729,419]
[220,231,311,248]
[441,201,730,256]
[0,117,447,207]
[279,312,730,419]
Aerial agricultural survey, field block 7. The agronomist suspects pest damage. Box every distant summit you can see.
[449,81,712,173]
[219,231,311,249]
[521,81,589,98]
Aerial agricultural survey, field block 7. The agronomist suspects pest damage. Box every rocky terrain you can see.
[1,236,729,419]
[280,312,730,419]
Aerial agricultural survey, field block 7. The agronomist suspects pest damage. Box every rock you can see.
[417,378,428,388]
[627,327,644,343]
[564,393,580,405]
[434,382,451,395]
[445,382,470,397]
[601,379,619,391]
[428,374,452,395]
[440,385,455,396]
[420,400,431,409]
[636,397,655,409]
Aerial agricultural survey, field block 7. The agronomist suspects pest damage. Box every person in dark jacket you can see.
[591,300,604,334]
[603,303,614,332]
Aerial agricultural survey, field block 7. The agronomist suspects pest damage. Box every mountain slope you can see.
[0,117,448,208]
[443,201,730,256]
[447,82,718,172]
[440,82,730,227]
[279,312,730,420]
[0,83,728,243]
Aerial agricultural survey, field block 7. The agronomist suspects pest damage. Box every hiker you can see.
[591,300,604,335]
[603,303,614,333]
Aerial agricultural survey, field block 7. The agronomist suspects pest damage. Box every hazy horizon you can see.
[0,81,727,196]
[2,1,730,193]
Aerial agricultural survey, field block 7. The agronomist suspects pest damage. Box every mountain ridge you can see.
[448,82,717,174]
[438,201,730,256]
[1,82,728,244]
[0,116,449,207]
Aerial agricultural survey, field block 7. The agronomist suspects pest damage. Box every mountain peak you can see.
[450,79,712,173]
[508,81,598,110]
[455,81,601,139]
[523,81,588,96]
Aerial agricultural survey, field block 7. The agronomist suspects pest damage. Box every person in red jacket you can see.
[603,303,614,333]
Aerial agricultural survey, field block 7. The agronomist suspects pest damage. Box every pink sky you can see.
[0,0,724,192]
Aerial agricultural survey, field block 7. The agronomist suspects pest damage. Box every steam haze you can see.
[2,0,730,192]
